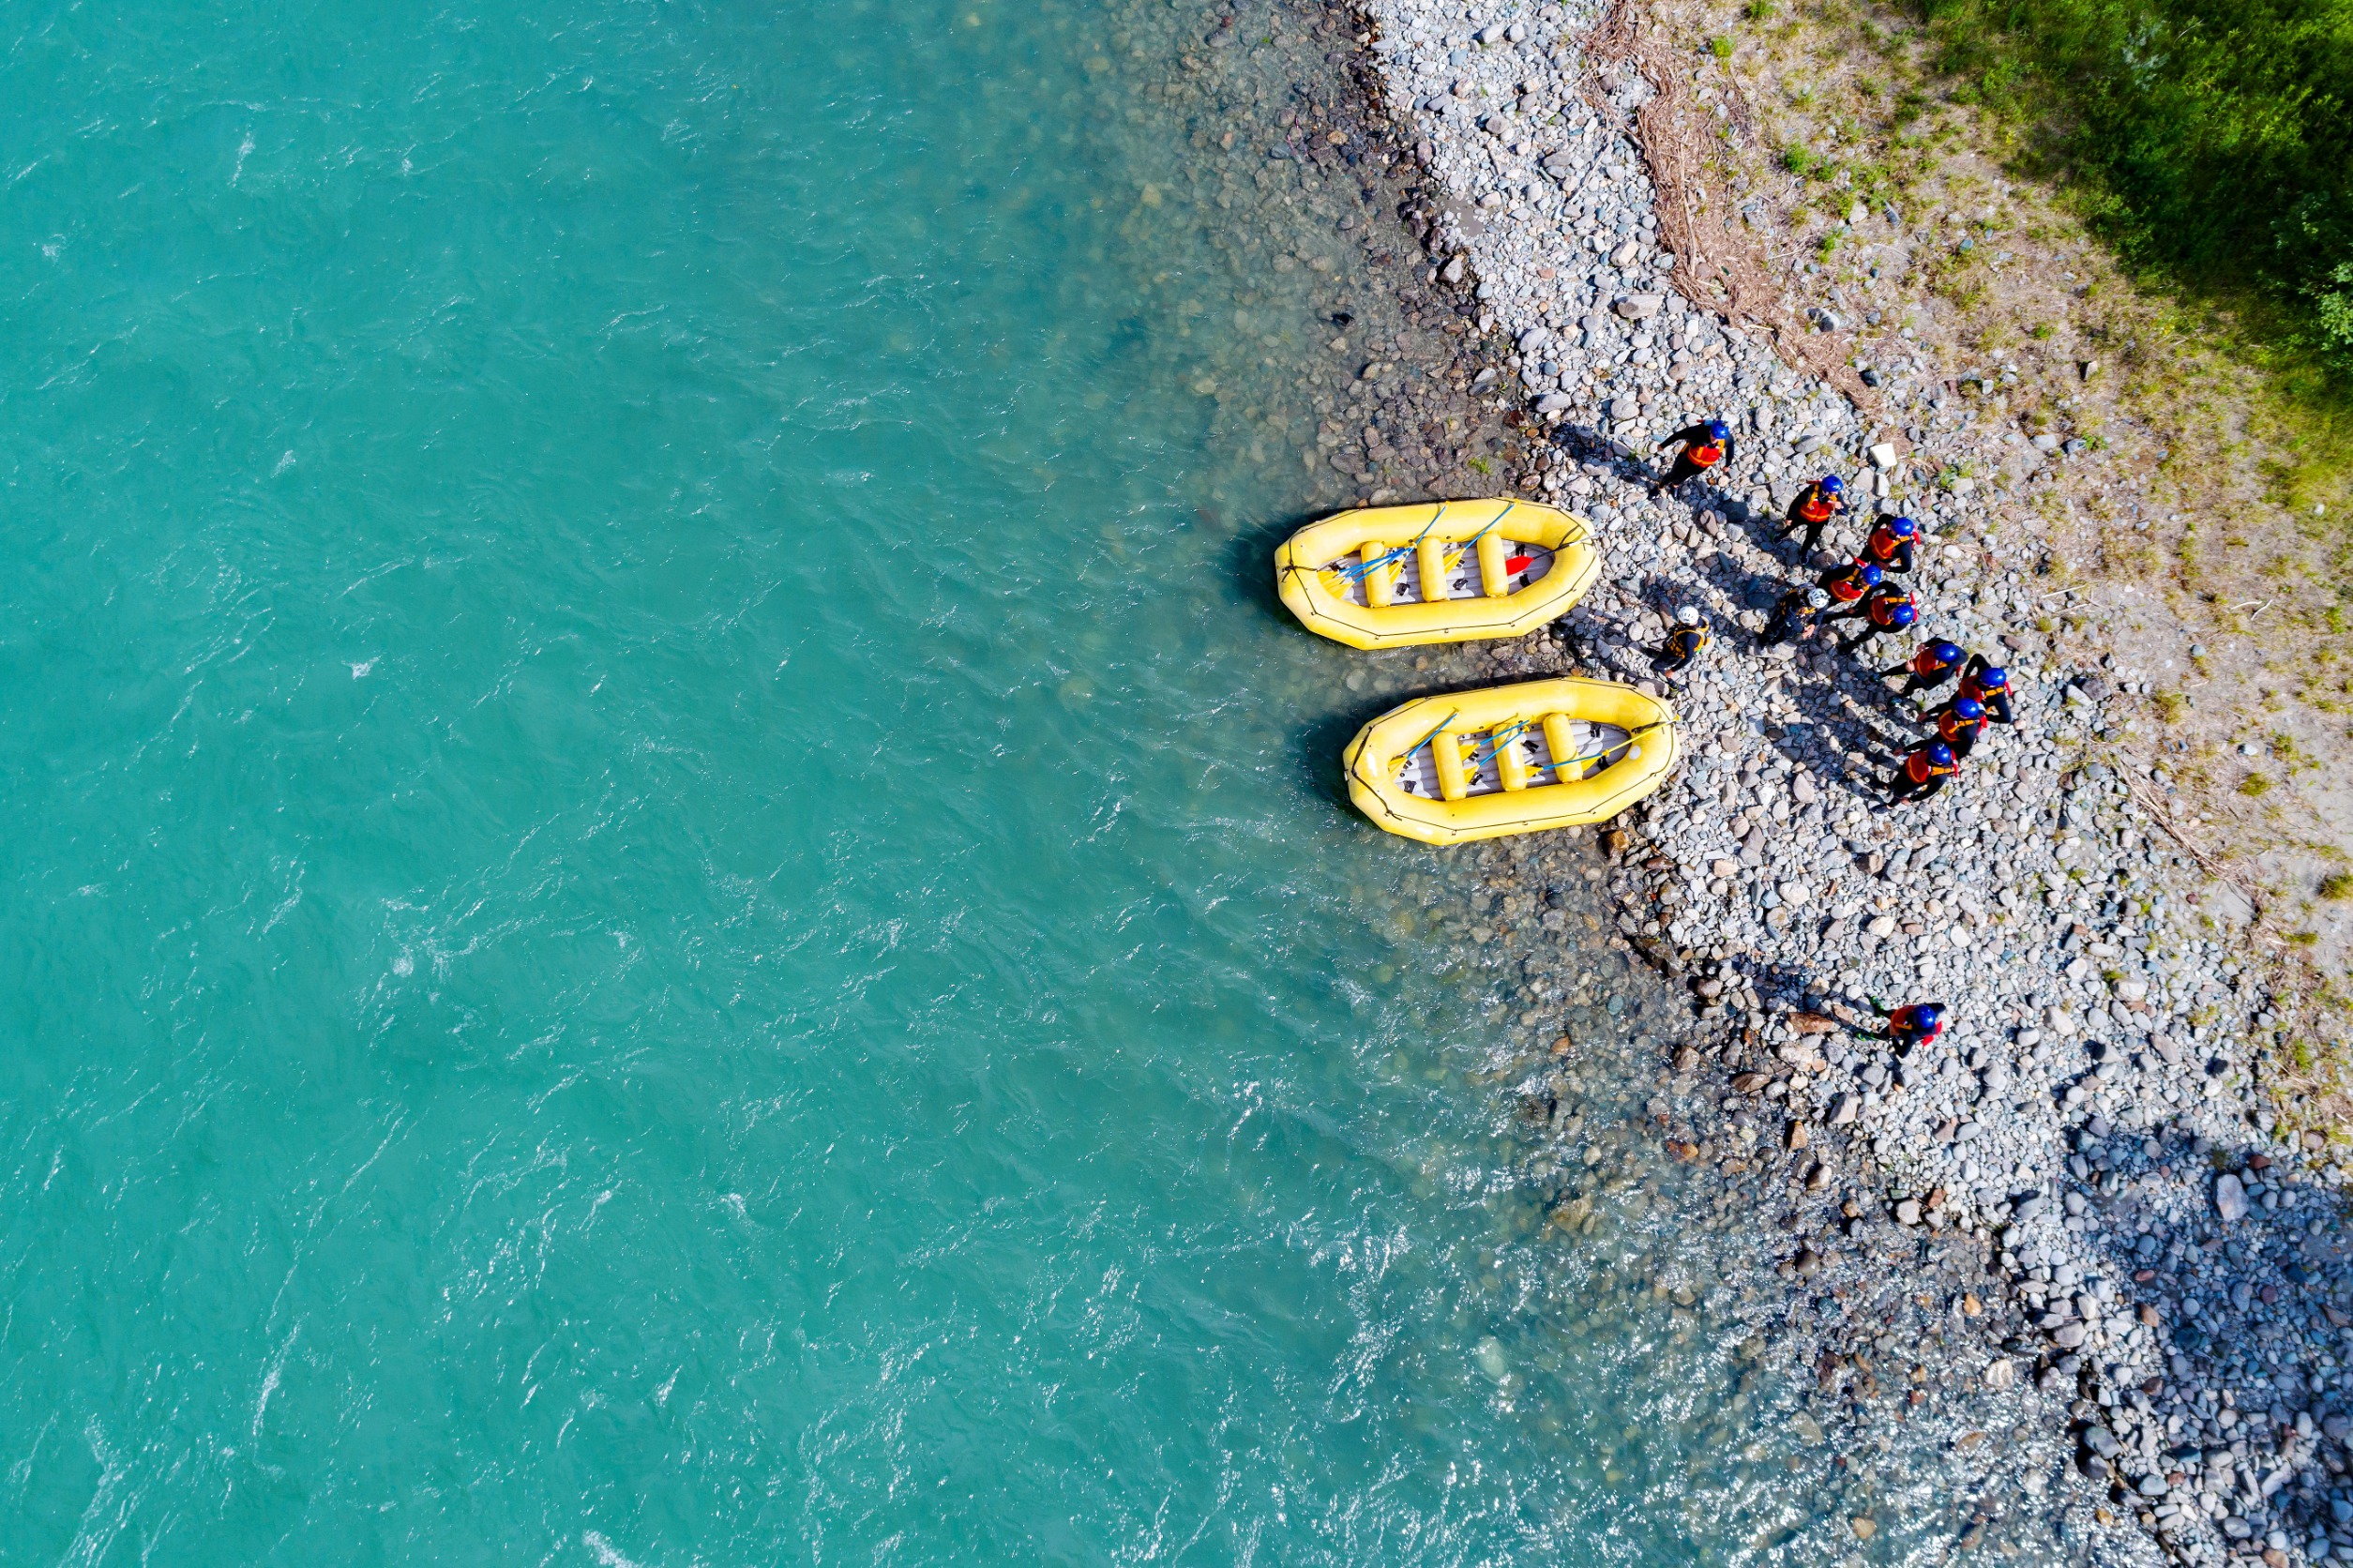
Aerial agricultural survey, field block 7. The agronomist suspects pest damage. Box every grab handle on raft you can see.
[1322,504,1448,586]
[1393,708,1461,768]
[1440,503,1515,571]
[1546,716,1676,777]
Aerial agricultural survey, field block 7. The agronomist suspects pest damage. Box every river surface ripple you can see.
[0,1,2048,1562]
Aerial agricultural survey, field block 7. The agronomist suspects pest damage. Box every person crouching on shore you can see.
[1649,607,1711,683]
[1763,586,1831,646]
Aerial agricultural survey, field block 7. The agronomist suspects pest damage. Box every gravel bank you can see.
[1338,0,2353,1560]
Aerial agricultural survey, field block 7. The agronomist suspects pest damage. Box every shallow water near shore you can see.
[0,1,2058,1562]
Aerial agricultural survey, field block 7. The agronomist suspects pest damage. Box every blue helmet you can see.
[1883,515,1917,539]
[1910,1003,1945,1030]
[1856,562,1884,588]
[1884,602,1917,629]
[1952,697,1985,722]
[1976,665,2009,690]
[1705,418,1731,442]
[1928,641,1964,665]
[1818,475,1845,495]
[1926,742,1955,768]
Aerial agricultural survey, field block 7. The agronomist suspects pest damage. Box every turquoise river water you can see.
[0,1,1945,1563]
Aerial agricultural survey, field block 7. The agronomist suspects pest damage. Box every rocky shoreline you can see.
[1309,0,2353,1560]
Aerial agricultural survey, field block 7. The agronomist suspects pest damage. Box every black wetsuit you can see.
[1653,424,1736,494]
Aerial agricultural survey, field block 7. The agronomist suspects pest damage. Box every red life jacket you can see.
[1868,593,1915,628]
[1826,570,1868,604]
[1938,708,1983,745]
[1961,672,2010,703]
[1911,646,1957,677]
[1505,553,1534,574]
[1890,1005,1945,1044]
[1863,528,1904,565]
[1904,749,1956,785]
[1689,443,1724,468]
[1798,491,1836,523]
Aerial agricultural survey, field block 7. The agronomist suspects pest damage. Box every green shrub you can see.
[1915,0,2353,376]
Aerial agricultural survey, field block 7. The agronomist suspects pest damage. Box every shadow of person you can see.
[1688,524,1802,646]
[1549,421,1632,472]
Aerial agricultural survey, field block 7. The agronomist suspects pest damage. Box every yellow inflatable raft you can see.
[1274,498,1600,650]
[1342,677,1680,846]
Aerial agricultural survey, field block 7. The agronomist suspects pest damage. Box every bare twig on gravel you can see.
[2126,776,2263,920]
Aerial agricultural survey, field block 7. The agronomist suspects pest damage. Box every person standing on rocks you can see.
[1825,581,1917,656]
[1958,656,2016,726]
[1649,606,1711,682]
[1773,474,1848,558]
[1883,639,1967,701]
[1763,586,1832,646]
[1929,694,1989,760]
[1859,514,1919,575]
[1882,739,1958,807]
[1871,1000,1948,1051]
[1818,558,1881,610]
[1651,418,1735,497]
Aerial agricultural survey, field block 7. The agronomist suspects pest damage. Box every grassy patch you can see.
[1913,0,2353,391]
[2240,773,2273,798]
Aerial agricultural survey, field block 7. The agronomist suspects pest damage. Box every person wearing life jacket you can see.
[1875,1001,1948,1051]
[1825,582,1917,656]
[1883,739,1958,807]
[1958,656,2015,725]
[1650,606,1711,680]
[1929,695,1989,760]
[1774,474,1848,557]
[1763,585,1831,646]
[1882,639,1966,700]
[1818,558,1881,607]
[1652,418,1736,496]
[1860,514,1918,575]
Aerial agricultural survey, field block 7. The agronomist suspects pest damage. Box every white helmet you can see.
[1676,606,1701,626]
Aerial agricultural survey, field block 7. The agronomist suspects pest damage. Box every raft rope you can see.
[1400,713,1679,790]
[1349,708,1676,839]
[1452,716,1682,784]
[1540,718,1676,779]
[1285,501,1589,611]
[1437,503,1515,572]
[1319,504,1446,588]
[1456,716,1534,774]
[1394,709,1461,767]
